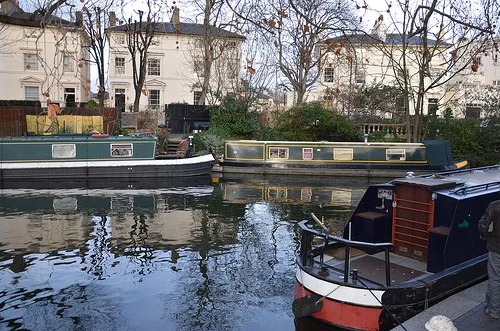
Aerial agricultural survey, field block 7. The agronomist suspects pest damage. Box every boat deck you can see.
[319,248,432,286]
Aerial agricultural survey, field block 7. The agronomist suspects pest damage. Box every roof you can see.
[326,33,451,47]
[107,22,246,40]
[0,10,76,28]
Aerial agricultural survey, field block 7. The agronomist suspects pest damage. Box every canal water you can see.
[0,175,382,331]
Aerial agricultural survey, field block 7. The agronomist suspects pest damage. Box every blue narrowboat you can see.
[293,165,500,330]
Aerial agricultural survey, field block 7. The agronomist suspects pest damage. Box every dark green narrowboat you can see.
[217,140,467,177]
[0,135,214,182]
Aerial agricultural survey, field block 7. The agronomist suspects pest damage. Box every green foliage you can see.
[209,97,260,139]
[84,100,99,109]
[275,101,360,141]
[193,132,225,156]
[426,111,499,167]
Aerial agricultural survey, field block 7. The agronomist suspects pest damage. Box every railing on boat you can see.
[298,214,394,286]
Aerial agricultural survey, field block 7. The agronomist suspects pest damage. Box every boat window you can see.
[52,144,76,158]
[302,148,313,160]
[334,148,353,160]
[386,148,406,160]
[269,147,289,159]
[300,188,312,202]
[111,144,133,157]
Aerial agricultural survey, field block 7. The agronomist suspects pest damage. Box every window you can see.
[24,53,38,70]
[465,104,481,118]
[386,149,406,161]
[355,67,365,84]
[226,41,237,49]
[63,55,75,73]
[428,98,438,117]
[227,60,238,79]
[115,89,125,112]
[147,58,160,76]
[194,60,204,77]
[111,144,133,157]
[115,57,125,75]
[24,28,41,38]
[302,148,313,160]
[148,89,160,107]
[151,36,160,46]
[25,86,39,101]
[194,39,204,48]
[269,147,289,159]
[324,67,334,83]
[334,148,353,161]
[64,88,76,107]
[193,91,202,105]
[493,80,500,86]
[115,34,125,45]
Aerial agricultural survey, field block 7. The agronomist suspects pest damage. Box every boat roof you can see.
[392,165,500,199]
[226,140,426,146]
[0,135,157,142]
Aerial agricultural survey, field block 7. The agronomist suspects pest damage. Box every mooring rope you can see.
[356,277,409,331]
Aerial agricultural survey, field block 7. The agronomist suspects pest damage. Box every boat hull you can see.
[0,154,215,181]
[0,135,214,181]
[295,254,487,330]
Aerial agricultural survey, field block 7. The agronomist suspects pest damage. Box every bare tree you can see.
[123,4,160,112]
[355,0,500,142]
[82,3,112,110]
[182,0,245,105]
[228,0,358,105]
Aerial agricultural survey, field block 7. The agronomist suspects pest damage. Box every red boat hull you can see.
[295,282,383,331]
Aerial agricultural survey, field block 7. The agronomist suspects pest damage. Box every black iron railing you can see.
[298,214,394,286]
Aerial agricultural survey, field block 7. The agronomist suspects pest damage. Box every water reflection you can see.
[0,175,380,330]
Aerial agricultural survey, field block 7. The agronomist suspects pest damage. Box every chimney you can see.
[171,6,181,34]
[75,11,83,26]
[109,11,116,27]
[371,15,386,43]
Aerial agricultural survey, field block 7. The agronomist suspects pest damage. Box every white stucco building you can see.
[106,12,245,111]
[316,16,450,118]
[0,1,90,107]
[446,37,500,118]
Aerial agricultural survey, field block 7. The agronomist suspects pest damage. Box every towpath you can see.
[391,280,500,330]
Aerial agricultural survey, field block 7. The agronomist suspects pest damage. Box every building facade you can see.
[316,17,449,119]
[0,2,90,107]
[106,13,245,112]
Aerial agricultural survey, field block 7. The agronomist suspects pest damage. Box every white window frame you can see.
[355,67,365,84]
[63,55,75,73]
[386,149,406,161]
[193,91,202,105]
[227,60,239,79]
[148,89,160,107]
[269,147,289,159]
[147,58,160,76]
[194,60,204,77]
[302,148,313,160]
[151,36,160,46]
[115,57,125,75]
[334,148,354,160]
[115,34,125,45]
[24,53,38,71]
[324,67,334,83]
[24,86,39,101]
